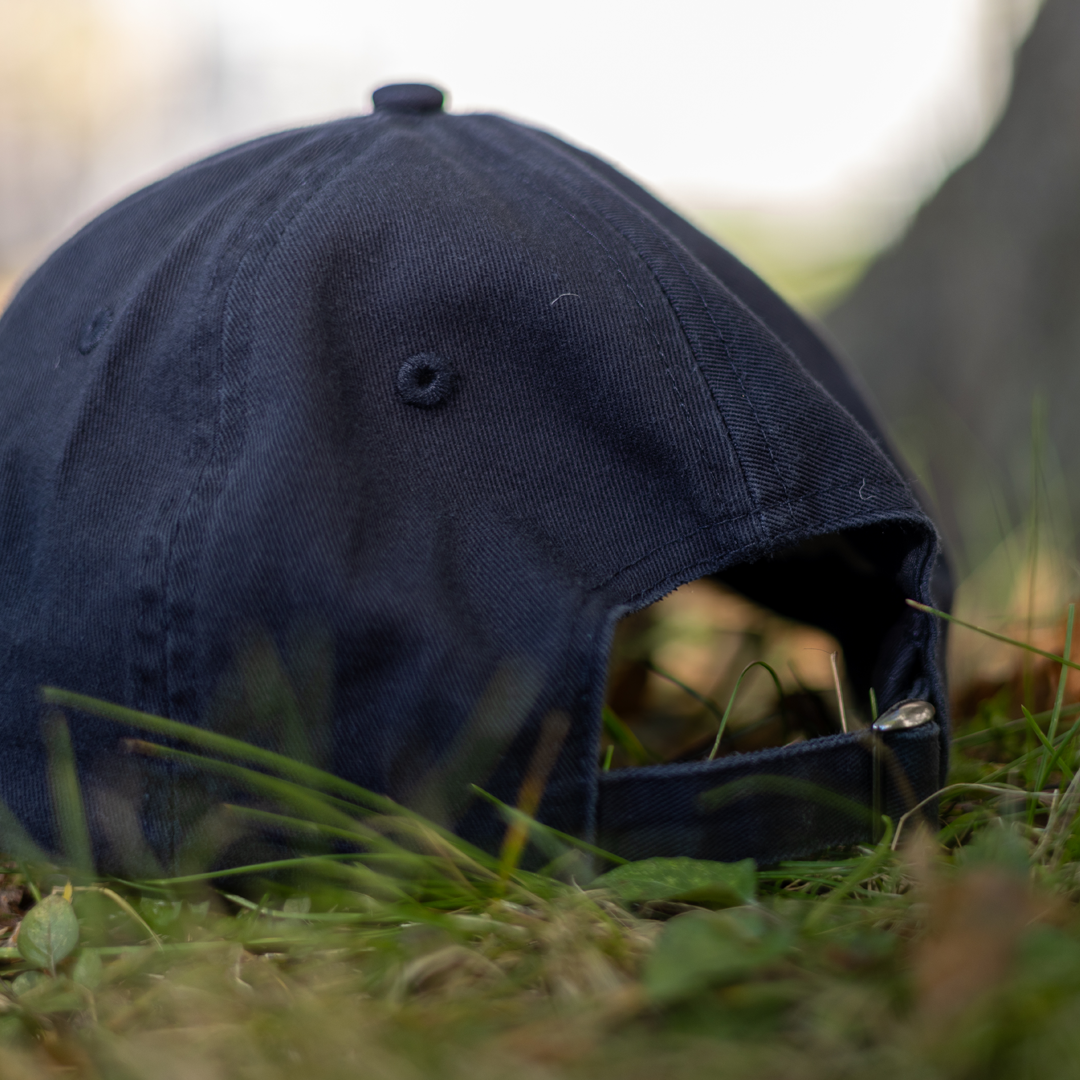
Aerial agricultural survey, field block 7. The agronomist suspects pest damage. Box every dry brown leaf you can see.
[400,945,503,996]
[911,865,1062,1027]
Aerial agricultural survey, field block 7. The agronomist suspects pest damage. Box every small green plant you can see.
[16,889,79,976]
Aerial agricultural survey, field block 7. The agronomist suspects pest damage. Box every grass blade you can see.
[221,804,431,863]
[698,774,874,824]
[221,894,385,923]
[1036,603,1076,793]
[497,712,568,881]
[1027,706,1075,791]
[75,886,162,947]
[0,796,50,866]
[1024,706,1059,760]
[980,716,1080,784]
[44,711,93,875]
[804,816,894,931]
[41,688,401,812]
[602,706,657,765]
[907,600,1080,672]
[951,703,1080,748]
[891,783,1030,848]
[708,661,785,760]
[124,739,377,836]
[144,853,378,886]
[471,785,628,866]
[45,688,499,869]
[648,661,730,730]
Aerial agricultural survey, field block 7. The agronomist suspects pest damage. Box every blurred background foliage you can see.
[0,0,1040,312]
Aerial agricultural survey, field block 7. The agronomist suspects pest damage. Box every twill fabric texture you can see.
[0,95,947,867]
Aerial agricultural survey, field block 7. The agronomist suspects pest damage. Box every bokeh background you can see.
[0,0,1033,317]
[3,0,1075,723]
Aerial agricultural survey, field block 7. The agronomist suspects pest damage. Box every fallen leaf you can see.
[16,894,80,976]
[911,866,1053,1025]
[643,908,791,1004]
[594,857,756,907]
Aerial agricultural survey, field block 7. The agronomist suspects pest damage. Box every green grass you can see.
[1,609,1080,1077]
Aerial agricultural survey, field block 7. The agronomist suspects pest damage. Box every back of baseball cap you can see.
[0,84,946,869]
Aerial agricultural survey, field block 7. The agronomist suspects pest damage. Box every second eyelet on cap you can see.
[396,353,456,407]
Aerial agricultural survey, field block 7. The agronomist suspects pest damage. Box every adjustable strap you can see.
[595,720,940,865]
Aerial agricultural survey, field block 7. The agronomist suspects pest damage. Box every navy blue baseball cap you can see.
[0,83,947,869]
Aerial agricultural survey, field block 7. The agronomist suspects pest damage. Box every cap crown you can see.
[0,95,945,863]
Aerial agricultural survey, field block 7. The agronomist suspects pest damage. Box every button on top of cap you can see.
[372,84,445,114]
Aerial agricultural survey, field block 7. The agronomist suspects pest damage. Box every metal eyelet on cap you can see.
[396,353,456,408]
[872,699,936,732]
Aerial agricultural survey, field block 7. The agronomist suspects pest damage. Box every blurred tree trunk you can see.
[825,0,1080,573]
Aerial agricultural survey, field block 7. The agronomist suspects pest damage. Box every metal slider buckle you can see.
[872,700,936,732]
[869,699,936,841]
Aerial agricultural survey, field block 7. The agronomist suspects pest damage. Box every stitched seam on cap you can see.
[160,128,376,730]
[547,178,797,521]
[467,118,797,533]
[449,121,756,525]
[517,195,714,481]
[647,221,919,516]
[501,119,794,500]
[592,475,919,594]
[645,230,796,511]
[525,186,756,529]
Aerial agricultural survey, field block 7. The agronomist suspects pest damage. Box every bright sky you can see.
[101,0,1036,219]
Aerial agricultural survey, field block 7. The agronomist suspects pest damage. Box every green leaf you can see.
[9,971,85,1013]
[11,970,50,996]
[71,949,103,990]
[17,894,81,975]
[138,898,184,933]
[593,856,756,907]
[643,908,792,1004]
